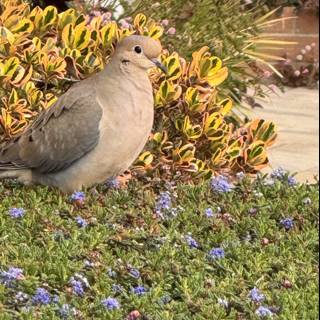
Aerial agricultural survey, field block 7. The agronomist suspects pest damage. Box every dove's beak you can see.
[151,58,167,74]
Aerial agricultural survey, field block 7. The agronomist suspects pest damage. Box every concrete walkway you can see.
[253,87,319,183]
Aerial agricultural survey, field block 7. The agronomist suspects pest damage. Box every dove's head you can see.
[114,35,166,73]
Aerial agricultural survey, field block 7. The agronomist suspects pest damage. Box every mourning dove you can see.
[0,35,166,192]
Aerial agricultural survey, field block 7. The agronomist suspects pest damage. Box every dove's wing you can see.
[0,84,103,173]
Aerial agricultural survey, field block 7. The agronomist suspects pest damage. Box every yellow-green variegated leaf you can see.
[244,141,268,170]
[152,131,168,145]
[247,119,277,147]
[58,8,77,30]
[199,57,212,78]
[192,159,213,180]
[163,53,181,81]
[11,65,33,87]
[227,139,242,159]
[73,25,91,50]
[40,6,58,30]
[0,57,19,77]
[207,66,228,86]
[147,24,163,40]
[211,144,228,167]
[207,56,222,75]
[172,143,195,164]
[100,22,117,47]
[175,116,202,140]
[135,151,154,167]
[11,18,34,34]
[62,23,74,48]
[155,80,181,106]
[134,13,147,29]
[185,87,201,111]
[219,98,233,115]
[203,112,224,134]
[0,26,15,45]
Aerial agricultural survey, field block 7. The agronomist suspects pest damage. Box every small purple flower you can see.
[248,287,265,303]
[0,267,24,286]
[101,297,120,310]
[75,216,88,228]
[210,176,234,193]
[69,274,89,297]
[32,288,51,305]
[287,176,297,186]
[280,217,294,231]
[105,177,120,189]
[270,167,286,180]
[209,247,225,259]
[70,279,85,296]
[205,208,214,217]
[70,191,85,202]
[185,234,199,249]
[155,191,172,217]
[8,207,25,218]
[128,268,140,279]
[131,285,147,295]
[58,304,77,318]
[255,306,273,318]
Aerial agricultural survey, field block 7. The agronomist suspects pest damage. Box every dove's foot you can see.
[0,169,33,185]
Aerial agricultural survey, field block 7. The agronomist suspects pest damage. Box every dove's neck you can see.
[98,59,154,116]
[101,58,151,91]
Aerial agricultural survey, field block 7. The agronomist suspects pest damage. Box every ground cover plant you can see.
[0,171,318,319]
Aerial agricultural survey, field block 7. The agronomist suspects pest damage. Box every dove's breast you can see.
[51,73,154,190]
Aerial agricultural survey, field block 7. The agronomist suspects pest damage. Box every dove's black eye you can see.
[134,45,142,54]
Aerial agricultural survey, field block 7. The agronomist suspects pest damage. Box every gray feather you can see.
[0,84,103,174]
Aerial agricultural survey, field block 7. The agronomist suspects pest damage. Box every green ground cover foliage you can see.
[0,174,318,319]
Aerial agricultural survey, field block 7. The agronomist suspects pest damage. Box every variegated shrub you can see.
[0,0,277,181]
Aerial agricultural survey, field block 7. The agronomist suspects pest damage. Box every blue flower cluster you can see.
[70,191,86,202]
[248,287,265,303]
[69,274,89,296]
[280,217,294,231]
[8,207,25,218]
[270,167,297,186]
[255,306,273,318]
[185,234,199,249]
[155,191,172,215]
[75,216,88,228]
[0,267,24,286]
[208,247,225,259]
[131,285,147,295]
[210,176,234,193]
[32,288,51,305]
[101,297,120,310]
[105,177,121,189]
